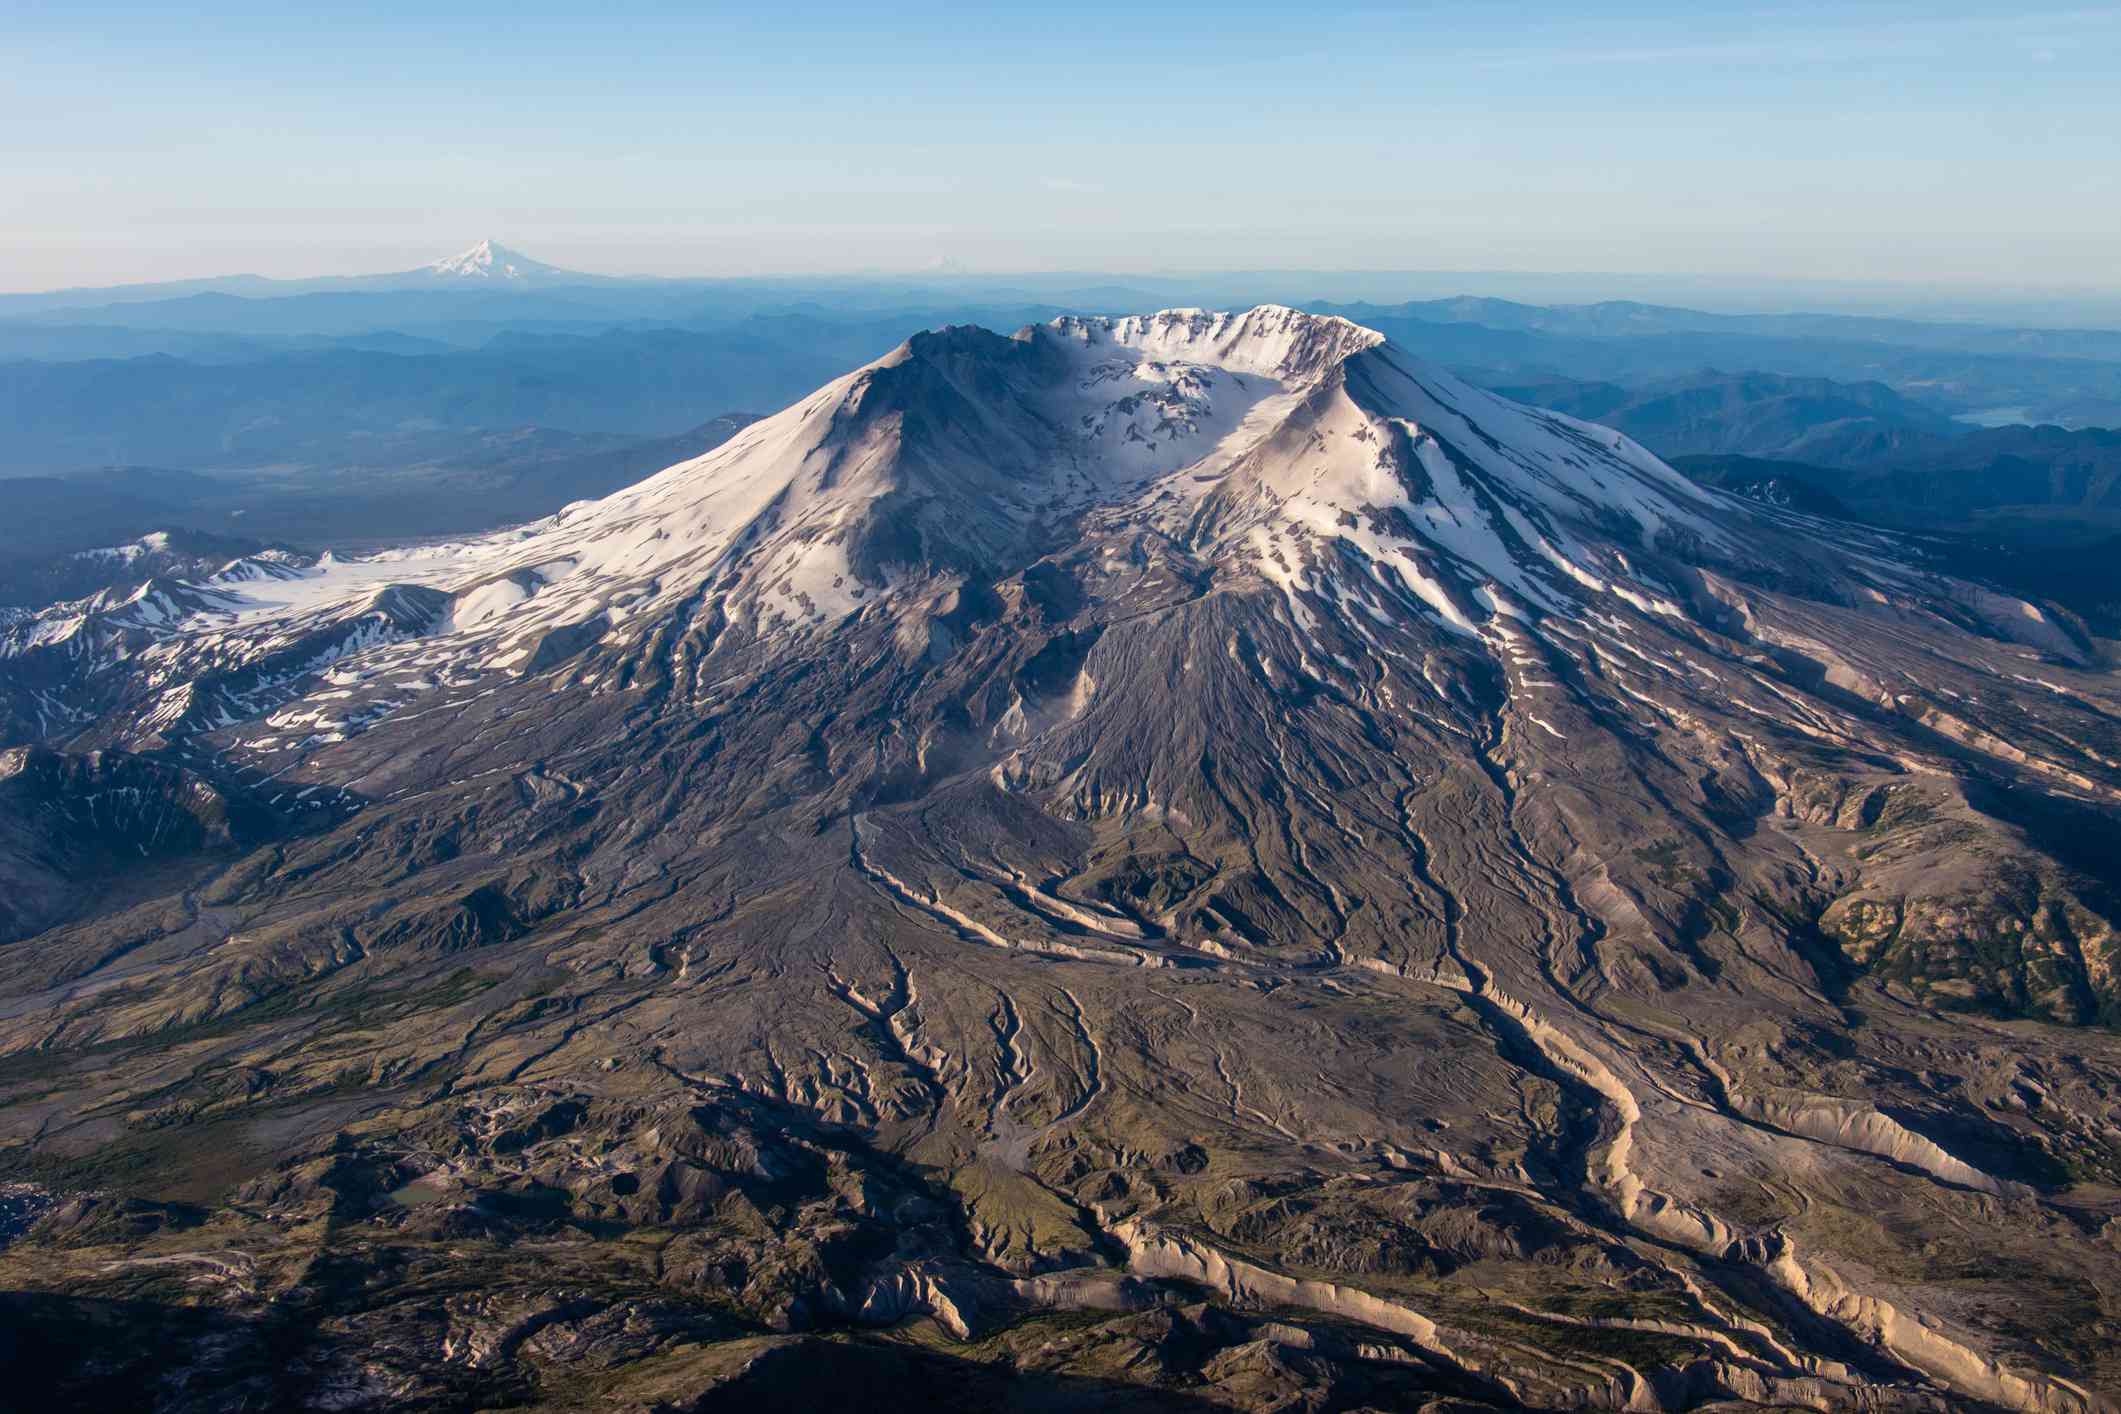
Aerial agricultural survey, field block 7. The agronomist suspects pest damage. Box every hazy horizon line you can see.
[8,245,2121,305]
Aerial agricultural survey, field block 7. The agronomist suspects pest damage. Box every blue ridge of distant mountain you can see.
[1335,295,2121,362]
[0,310,1089,473]
[8,244,2121,352]
[0,322,2112,478]
[1678,424,2121,524]
[1320,305,2121,430]
[0,240,627,311]
[1481,368,1962,466]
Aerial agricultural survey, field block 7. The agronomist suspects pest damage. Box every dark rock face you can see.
[0,745,271,942]
[2,309,2120,1410]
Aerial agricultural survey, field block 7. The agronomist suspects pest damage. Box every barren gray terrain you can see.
[2,308,2119,1411]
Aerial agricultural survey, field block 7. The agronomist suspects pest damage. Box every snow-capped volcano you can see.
[4,305,2098,759]
[7,308,2121,1410]
[420,239,571,283]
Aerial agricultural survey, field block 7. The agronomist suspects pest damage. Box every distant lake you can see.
[1953,406,2033,428]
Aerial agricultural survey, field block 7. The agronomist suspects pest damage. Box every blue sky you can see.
[4,0,2117,290]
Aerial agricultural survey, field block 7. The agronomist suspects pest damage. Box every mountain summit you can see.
[2,309,2119,1409]
[419,238,571,282]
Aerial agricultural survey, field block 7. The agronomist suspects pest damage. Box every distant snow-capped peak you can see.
[422,240,561,281]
